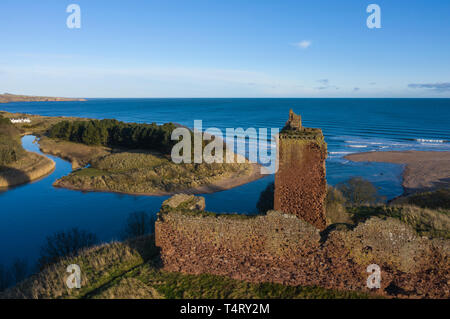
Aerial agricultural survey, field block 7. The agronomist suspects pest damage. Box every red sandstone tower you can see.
[274,110,328,230]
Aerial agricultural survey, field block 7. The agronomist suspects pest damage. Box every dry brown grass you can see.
[0,236,155,299]
[52,149,256,195]
[38,137,111,169]
[0,151,55,188]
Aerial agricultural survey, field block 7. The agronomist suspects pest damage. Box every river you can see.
[0,135,272,269]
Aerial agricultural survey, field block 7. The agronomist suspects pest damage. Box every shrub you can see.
[9,258,28,285]
[0,264,11,292]
[256,182,274,213]
[336,177,385,206]
[121,212,156,240]
[325,185,351,224]
[0,258,28,292]
[38,228,99,269]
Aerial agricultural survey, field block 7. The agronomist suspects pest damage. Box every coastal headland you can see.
[0,93,86,104]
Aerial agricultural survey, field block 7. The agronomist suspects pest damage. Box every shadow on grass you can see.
[126,234,161,266]
[0,166,31,193]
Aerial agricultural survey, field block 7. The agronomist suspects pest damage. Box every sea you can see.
[1,98,449,269]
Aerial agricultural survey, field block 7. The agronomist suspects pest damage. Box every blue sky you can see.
[0,0,449,97]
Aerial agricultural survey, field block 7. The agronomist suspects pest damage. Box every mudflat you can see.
[345,151,450,194]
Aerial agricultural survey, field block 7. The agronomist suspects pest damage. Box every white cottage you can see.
[10,118,31,124]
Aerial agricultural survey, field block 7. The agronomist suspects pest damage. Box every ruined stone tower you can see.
[274,109,328,230]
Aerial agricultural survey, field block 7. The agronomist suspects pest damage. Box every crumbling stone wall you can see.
[274,112,328,229]
[155,195,449,298]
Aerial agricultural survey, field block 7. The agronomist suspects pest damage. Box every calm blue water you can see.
[1,98,449,269]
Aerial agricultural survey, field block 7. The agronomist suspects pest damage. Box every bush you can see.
[9,258,28,285]
[0,264,11,292]
[38,228,99,269]
[0,258,28,292]
[121,212,156,240]
[256,182,274,213]
[325,185,351,224]
[336,177,385,206]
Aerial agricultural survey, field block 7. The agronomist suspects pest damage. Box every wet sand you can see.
[345,151,450,195]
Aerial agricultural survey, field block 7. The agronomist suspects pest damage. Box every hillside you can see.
[0,235,373,299]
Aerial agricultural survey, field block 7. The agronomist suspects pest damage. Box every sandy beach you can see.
[345,151,450,195]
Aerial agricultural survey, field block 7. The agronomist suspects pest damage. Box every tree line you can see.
[48,119,179,154]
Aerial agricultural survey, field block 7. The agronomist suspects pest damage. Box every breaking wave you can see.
[415,138,447,143]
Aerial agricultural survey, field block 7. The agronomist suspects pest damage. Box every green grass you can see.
[151,271,373,299]
[93,263,373,299]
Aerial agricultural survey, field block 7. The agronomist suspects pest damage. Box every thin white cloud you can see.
[408,82,450,92]
[315,79,339,90]
[0,64,313,97]
[293,40,311,49]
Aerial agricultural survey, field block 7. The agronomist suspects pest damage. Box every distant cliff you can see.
[0,93,86,103]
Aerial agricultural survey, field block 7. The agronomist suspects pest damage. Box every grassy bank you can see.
[38,136,111,170]
[0,151,55,188]
[0,114,55,188]
[0,235,372,299]
[53,149,255,195]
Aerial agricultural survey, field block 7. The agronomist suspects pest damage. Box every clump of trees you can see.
[38,228,99,270]
[48,119,178,154]
[0,115,25,165]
